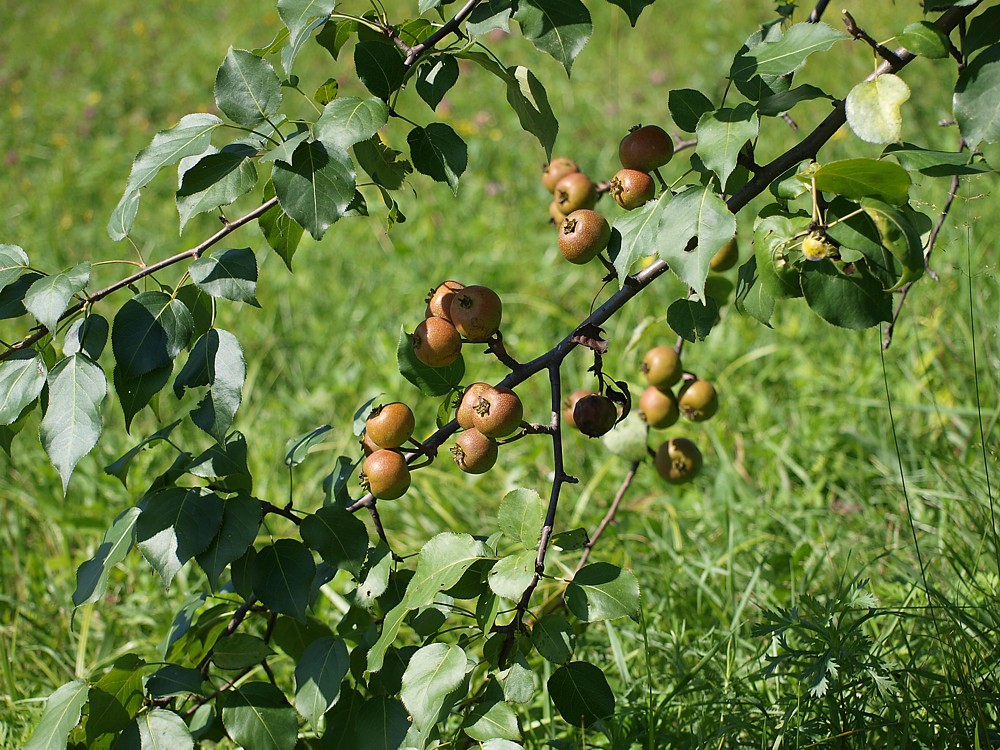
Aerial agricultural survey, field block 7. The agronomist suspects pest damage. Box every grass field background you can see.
[1,0,998,746]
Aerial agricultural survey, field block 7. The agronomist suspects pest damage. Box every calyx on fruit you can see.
[641,346,682,389]
[361,449,411,499]
[365,402,415,449]
[472,385,523,439]
[654,437,702,484]
[619,124,674,172]
[562,389,595,429]
[610,168,655,210]
[457,382,491,429]
[450,285,502,342]
[451,428,499,474]
[572,394,618,438]
[638,386,679,429]
[678,379,718,422]
[554,172,598,214]
[411,316,462,368]
[558,209,611,265]
[425,280,464,320]
[710,236,739,272]
[542,157,579,193]
[801,231,834,261]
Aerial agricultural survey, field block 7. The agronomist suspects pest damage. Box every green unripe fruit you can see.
[654,438,702,484]
[361,449,411,500]
[639,386,679,429]
[641,346,682,389]
[710,237,739,272]
[678,379,718,422]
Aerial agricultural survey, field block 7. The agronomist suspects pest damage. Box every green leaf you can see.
[272,139,357,240]
[0,271,40,321]
[23,680,88,750]
[488,550,536,601]
[367,599,409,673]
[730,22,846,80]
[355,697,411,750]
[667,297,719,342]
[113,365,172,433]
[0,244,29,290]
[861,199,925,290]
[278,0,335,39]
[883,142,992,175]
[811,158,911,205]
[112,291,194,379]
[514,0,592,75]
[657,186,736,303]
[354,136,412,190]
[353,541,392,609]
[196,493,262,590]
[222,682,298,750]
[316,18,356,60]
[24,262,90,332]
[282,14,328,76]
[612,196,670,281]
[800,260,892,329]
[301,506,369,576]
[85,654,147,742]
[177,145,258,231]
[137,488,224,588]
[695,104,759,188]
[0,349,47,425]
[354,40,406,100]
[315,96,390,150]
[606,0,655,27]
[284,424,332,466]
[189,248,259,306]
[111,114,224,240]
[40,354,106,492]
[845,74,911,145]
[417,56,460,111]
[467,0,515,36]
[73,506,140,608]
[146,665,205,698]
[173,328,246,442]
[63,313,109,360]
[260,131,310,165]
[463,683,521,741]
[668,88,714,133]
[408,123,468,195]
[135,709,193,750]
[259,181,304,270]
[214,48,282,127]
[497,488,546,549]
[565,562,641,622]
[758,84,831,117]
[396,325,465,397]
[401,643,468,731]
[547,661,615,727]
[964,7,1000,58]
[532,614,575,663]
[407,532,490,609]
[294,636,350,728]
[212,633,274,670]
[954,44,1000,149]
[187,433,251,488]
[253,539,316,621]
[898,21,950,59]
[482,741,525,750]
[753,210,807,299]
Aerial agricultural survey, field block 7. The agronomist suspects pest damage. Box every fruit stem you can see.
[652,167,668,192]
[568,460,641,581]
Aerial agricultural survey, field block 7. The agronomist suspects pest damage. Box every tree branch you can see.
[404,0,483,67]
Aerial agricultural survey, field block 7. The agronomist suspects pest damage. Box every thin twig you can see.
[404,0,482,67]
[842,11,904,67]
[807,0,832,23]
[571,460,640,577]
[0,197,279,362]
[261,500,303,525]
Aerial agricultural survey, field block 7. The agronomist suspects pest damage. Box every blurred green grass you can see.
[2,1,998,746]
